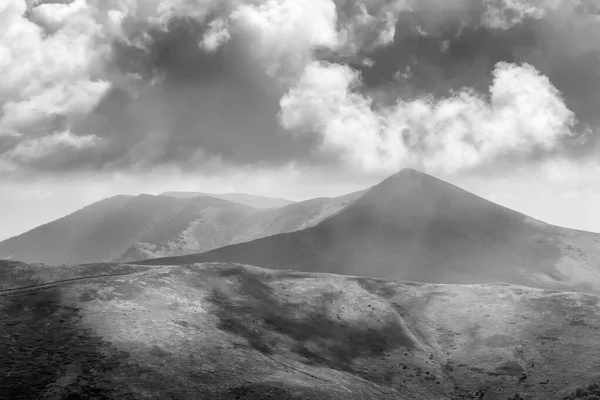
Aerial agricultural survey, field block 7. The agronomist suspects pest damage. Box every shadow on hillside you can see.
[206,268,415,379]
[0,289,134,400]
[352,277,399,299]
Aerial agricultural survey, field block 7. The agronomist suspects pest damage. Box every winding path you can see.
[0,269,157,298]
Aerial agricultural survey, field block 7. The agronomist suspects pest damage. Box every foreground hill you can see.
[141,169,600,294]
[160,191,295,209]
[0,192,360,265]
[1,261,599,399]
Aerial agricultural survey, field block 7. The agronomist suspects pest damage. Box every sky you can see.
[1,0,600,241]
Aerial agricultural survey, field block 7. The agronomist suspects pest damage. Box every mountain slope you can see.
[141,169,600,294]
[0,191,362,265]
[2,262,599,399]
[0,195,256,265]
[160,191,295,208]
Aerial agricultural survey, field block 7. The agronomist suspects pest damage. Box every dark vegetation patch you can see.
[206,270,415,378]
[227,384,294,400]
[562,382,600,399]
[509,382,600,399]
[488,361,524,377]
[353,277,397,298]
[222,382,338,400]
[79,288,98,302]
[429,291,456,297]
[0,288,134,400]
[218,265,249,277]
[226,383,298,400]
[399,281,426,287]
[148,345,171,359]
[537,334,560,342]
[174,319,190,328]
[271,270,315,280]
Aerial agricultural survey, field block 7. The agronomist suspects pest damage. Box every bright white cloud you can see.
[337,0,409,52]
[0,0,113,140]
[482,0,547,29]
[228,0,340,79]
[199,17,231,52]
[0,0,592,176]
[280,61,575,174]
[9,130,100,162]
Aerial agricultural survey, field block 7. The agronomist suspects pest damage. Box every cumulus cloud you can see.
[9,130,100,162]
[280,61,575,173]
[0,0,111,156]
[217,0,340,80]
[482,0,548,29]
[0,0,599,178]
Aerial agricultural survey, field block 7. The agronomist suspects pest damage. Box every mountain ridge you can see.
[159,191,295,209]
[139,168,600,294]
[0,190,361,264]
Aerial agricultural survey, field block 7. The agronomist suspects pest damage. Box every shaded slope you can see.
[142,169,600,293]
[2,262,600,399]
[160,191,295,208]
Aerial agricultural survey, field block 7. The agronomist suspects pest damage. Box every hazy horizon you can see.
[2,165,600,242]
[2,0,600,240]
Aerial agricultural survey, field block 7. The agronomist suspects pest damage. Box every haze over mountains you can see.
[0,189,361,265]
[160,191,295,209]
[142,169,600,294]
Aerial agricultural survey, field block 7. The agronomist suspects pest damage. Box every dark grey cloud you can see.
[64,16,326,173]
[344,0,600,155]
[3,0,600,177]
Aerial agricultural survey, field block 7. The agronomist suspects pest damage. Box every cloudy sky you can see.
[1,0,600,241]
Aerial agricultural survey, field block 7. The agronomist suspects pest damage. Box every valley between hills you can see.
[2,169,600,400]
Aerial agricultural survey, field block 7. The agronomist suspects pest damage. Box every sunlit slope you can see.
[0,191,361,265]
[141,169,600,293]
[2,262,599,399]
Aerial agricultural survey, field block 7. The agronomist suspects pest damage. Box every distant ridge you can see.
[140,168,600,294]
[0,190,360,265]
[159,191,295,209]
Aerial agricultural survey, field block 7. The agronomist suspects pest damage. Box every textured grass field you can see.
[2,262,600,399]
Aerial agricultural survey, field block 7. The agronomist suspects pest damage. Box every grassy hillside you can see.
[141,169,600,294]
[1,262,599,399]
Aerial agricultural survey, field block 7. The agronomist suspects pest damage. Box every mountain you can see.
[2,261,599,399]
[141,169,600,294]
[160,191,295,208]
[0,191,362,265]
[0,194,254,265]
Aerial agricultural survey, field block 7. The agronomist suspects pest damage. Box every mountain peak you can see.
[396,167,424,176]
[380,168,441,187]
